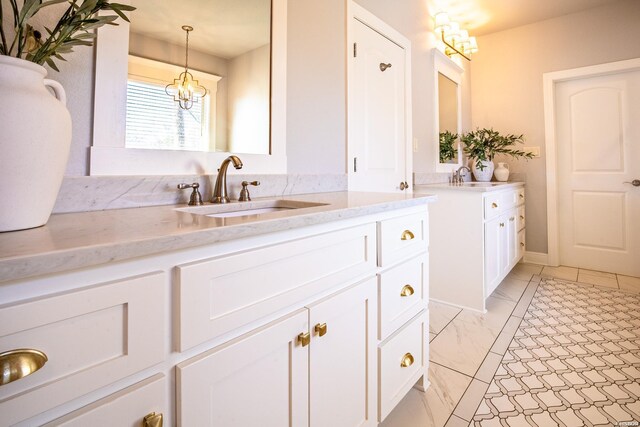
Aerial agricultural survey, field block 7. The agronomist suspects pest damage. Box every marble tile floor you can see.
[380,263,640,427]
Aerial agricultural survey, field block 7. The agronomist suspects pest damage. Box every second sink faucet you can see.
[212,155,243,203]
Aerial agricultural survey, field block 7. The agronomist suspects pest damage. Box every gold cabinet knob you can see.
[509,217,515,221]
[520,242,525,247]
[519,194,524,199]
[400,285,415,297]
[401,230,415,241]
[491,202,498,208]
[297,332,310,347]
[314,323,327,337]
[0,349,48,386]
[400,352,414,368]
[143,412,163,427]
[499,223,505,227]
[520,215,525,220]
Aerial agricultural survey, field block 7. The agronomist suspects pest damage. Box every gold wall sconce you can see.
[433,12,478,61]
[165,25,208,110]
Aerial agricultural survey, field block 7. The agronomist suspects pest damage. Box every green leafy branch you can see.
[462,128,533,170]
[0,0,134,71]
[439,130,458,163]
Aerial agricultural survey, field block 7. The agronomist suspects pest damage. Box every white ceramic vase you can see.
[494,162,510,182]
[471,160,494,182]
[0,56,71,232]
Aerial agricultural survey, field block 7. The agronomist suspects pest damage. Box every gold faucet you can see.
[212,155,243,203]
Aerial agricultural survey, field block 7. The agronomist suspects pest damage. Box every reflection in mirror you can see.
[438,72,458,164]
[126,0,271,155]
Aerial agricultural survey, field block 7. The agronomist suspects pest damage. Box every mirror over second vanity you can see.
[432,49,463,173]
[91,0,287,175]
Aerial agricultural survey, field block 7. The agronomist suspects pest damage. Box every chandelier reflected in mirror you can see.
[165,25,208,110]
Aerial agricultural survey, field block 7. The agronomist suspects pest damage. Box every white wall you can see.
[286,0,347,174]
[470,0,640,254]
[228,44,270,154]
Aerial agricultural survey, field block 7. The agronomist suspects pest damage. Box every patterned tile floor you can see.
[380,264,640,427]
[473,278,640,426]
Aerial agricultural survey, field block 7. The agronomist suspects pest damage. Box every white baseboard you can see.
[524,251,548,265]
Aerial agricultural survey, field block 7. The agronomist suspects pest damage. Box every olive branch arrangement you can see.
[0,0,134,71]
[462,128,533,170]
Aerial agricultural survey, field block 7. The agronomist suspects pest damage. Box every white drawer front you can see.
[483,193,502,219]
[378,255,427,340]
[0,273,165,426]
[43,374,167,427]
[377,211,428,267]
[500,189,519,211]
[177,223,376,351]
[517,205,525,231]
[378,310,427,422]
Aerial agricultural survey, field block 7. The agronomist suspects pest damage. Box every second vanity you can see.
[415,182,525,312]
[0,192,435,426]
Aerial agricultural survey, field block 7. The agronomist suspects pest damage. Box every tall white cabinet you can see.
[417,183,525,312]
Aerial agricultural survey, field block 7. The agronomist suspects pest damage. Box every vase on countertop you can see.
[494,162,510,182]
[471,159,494,182]
[0,56,71,232]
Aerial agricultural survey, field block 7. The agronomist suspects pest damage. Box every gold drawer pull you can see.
[314,323,327,337]
[0,349,48,386]
[401,230,415,241]
[519,194,524,198]
[400,353,414,368]
[297,332,310,347]
[491,202,498,208]
[520,215,525,220]
[499,223,505,227]
[143,412,163,427]
[400,285,415,297]
[520,242,525,247]
[509,217,515,222]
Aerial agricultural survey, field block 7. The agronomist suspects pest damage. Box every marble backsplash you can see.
[53,174,347,213]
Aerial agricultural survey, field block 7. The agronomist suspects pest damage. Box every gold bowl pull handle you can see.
[400,285,415,297]
[401,230,415,241]
[400,352,414,368]
[143,412,163,427]
[0,349,48,386]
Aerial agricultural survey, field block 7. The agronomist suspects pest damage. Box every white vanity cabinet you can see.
[0,200,432,426]
[419,183,525,312]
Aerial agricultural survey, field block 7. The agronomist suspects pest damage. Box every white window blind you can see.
[125,79,210,151]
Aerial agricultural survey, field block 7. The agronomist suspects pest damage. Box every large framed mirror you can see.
[91,0,287,175]
[432,49,463,173]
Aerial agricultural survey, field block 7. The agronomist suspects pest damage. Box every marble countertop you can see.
[0,191,436,284]
[414,181,524,193]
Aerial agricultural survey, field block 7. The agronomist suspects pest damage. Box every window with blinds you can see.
[125,79,210,151]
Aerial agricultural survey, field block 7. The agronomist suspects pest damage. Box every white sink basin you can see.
[176,199,328,218]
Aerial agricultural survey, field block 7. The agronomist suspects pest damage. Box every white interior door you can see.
[349,15,410,192]
[555,68,640,276]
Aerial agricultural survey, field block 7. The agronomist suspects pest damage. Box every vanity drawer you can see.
[0,272,165,426]
[518,229,526,259]
[43,374,167,427]
[517,206,525,230]
[177,223,376,351]
[500,189,519,210]
[483,193,502,219]
[378,254,428,340]
[378,310,427,422]
[377,211,428,267]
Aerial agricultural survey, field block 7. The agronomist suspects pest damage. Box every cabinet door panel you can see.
[43,374,166,427]
[309,278,377,427]
[484,216,502,297]
[177,310,309,427]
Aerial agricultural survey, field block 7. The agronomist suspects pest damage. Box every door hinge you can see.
[353,157,357,172]
[353,42,357,58]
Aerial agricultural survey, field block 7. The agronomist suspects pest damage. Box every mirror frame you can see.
[91,0,287,175]
[432,48,463,173]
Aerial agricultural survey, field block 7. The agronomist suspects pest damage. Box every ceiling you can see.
[429,0,625,36]
[129,0,270,59]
